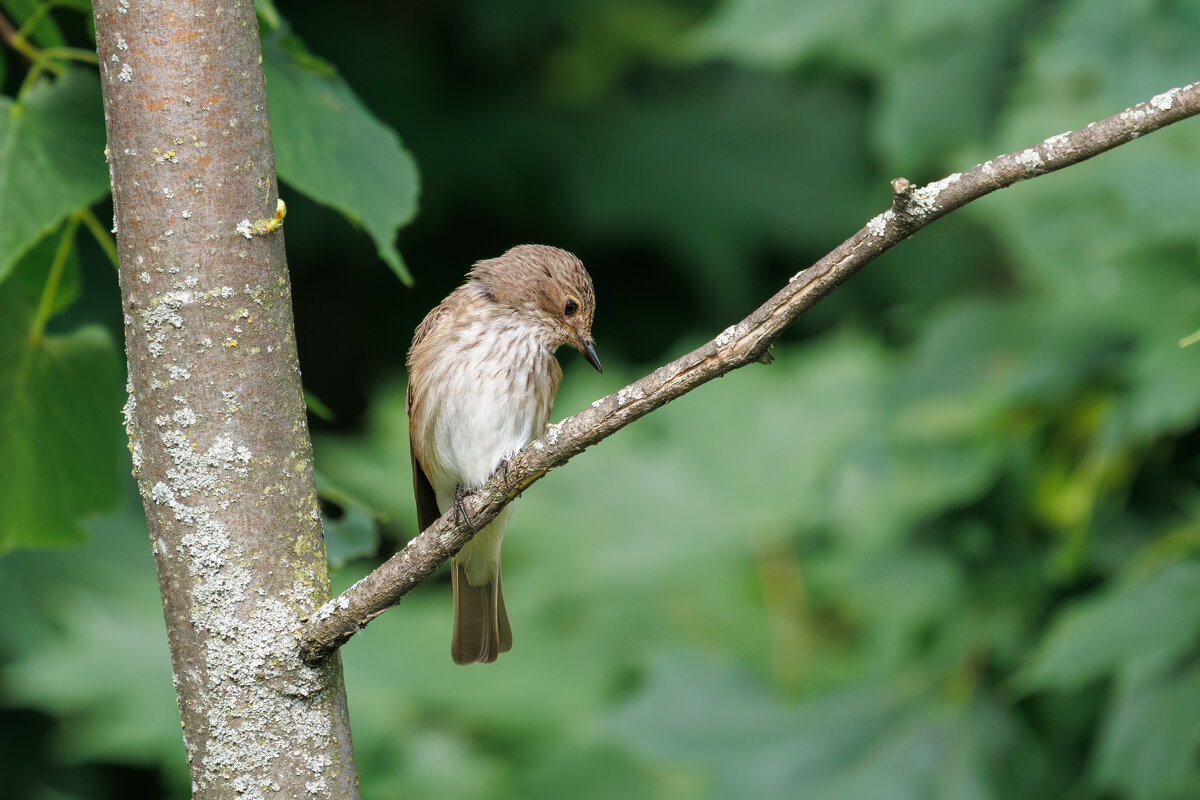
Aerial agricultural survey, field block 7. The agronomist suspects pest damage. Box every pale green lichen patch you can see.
[221,390,241,418]
[173,407,198,428]
[201,592,333,798]
[123,381,143,473]
[159,430,251,496]
[713,325,737,349]
[866,209,891,238]
[142,290,191,358]
[150,420,338,796]
[243,284,268,306]
[1041,132,1071,157]
[1150,88,1179,112]
[910,173,962,217]
[122,381,137,431]
[1015,148,1044,172]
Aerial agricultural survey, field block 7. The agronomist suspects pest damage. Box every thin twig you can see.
[299,81,1200,662]
[0,9,19,52]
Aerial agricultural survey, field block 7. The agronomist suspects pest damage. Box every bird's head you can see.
[470,244,602,373]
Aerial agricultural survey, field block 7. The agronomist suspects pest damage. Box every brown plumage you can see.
[406,245,601,664]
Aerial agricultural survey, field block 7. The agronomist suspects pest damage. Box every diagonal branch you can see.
[299,81,1200,662]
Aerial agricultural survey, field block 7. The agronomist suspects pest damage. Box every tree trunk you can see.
[92,2,359,796]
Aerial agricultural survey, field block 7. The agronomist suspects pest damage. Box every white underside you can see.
[412,310,559,586]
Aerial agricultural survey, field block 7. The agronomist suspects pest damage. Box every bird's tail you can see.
[451,557,512,665]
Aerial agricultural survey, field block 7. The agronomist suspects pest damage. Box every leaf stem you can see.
[0,9,20,50]
[80,207,120,270]
[2,25,40,64]
[3,1,75,96]
[15,215,78,391]
[41,46,98,64]
[14,0,61,42]
[29,213,80,345]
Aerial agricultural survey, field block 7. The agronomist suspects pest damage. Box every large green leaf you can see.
[693,0,1035,175]
[564,76,874,312]
[691,0,880,68]
[314,467,381,567]
[1019,561,1200,691]
[1092,664,1200,800]
[0,69,109,284]
[0,280,123,552]
[262,32,420,285]
[0,486,184,783]
[603,655,1018,800]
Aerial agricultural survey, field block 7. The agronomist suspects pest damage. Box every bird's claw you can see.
[453,483,475,531]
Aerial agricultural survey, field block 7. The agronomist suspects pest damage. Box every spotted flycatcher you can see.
[406,245,601,664]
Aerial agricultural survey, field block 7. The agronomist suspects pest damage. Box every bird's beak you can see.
[577,336,603,374]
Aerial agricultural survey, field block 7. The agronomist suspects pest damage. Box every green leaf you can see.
[313,378,415,525]
[1019,561,1200,691]
[274,30,337,76]
[322,503,377,567]
[515,745,664,800]
[0,282,123,552]
[304,388,336,422]
[691,0,879,68]
[564,76,873,312]
[49,0,95,12]
[0,68,109,284]
[1092,664,1200,800]
[314,468,380,567]
[604,655,1017,800]
[872,35,1003,174]
[0,486,185,781]
[262,31,420,285]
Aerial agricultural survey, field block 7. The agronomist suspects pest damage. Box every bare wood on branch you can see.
[299,81,1200,662]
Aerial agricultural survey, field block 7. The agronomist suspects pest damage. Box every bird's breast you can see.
[412,316,561,503]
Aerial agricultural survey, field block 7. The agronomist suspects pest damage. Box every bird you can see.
[406,244,602,664]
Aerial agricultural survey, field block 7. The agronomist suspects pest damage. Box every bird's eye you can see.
[564,299,579,317]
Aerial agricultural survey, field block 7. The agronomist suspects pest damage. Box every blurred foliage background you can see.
[2,0,1200,798]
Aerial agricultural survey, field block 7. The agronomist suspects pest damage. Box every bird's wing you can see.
[410,443,441,533]
[408,303,451,533]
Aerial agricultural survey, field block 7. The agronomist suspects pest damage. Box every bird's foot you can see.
[453,483,475,531]
[499,457,512,492]
[497,447,527,493]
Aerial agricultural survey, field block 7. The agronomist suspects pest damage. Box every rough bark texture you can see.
[300,80,1200,662]
[93,2,359,797]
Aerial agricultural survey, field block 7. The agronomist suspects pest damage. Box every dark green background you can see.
[2,0,1200,798]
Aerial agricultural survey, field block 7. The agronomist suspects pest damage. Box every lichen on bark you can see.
[93,1,360,796]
